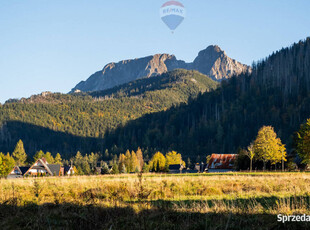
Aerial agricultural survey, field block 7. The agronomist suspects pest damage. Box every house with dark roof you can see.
[7,158,75,178]
[207,154,237,172]
[7,166,30,179]
[168,164,185,174]
[23,158,63,176]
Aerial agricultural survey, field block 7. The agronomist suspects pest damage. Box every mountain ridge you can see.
[71,45,250,93]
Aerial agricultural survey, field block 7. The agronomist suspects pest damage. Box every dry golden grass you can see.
[0,172,310,229]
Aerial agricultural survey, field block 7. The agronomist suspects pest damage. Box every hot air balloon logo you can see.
[160,1,186,33]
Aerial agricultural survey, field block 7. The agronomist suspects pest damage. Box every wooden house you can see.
[7,158,75,178]
[24,158,63,176]
[7,166,30,179]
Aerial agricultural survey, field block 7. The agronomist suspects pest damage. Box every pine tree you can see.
[88,152,99,170]
[296,119,310,165]
[74,151,83,166]
[33,150,45,162]
[44,152,54,164]
[12,140,27,166]
[101,163,110,174]
[82,155,91,175]
[111,162,119,174]
[54,153,62,164]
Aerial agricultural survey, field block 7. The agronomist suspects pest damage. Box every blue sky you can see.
[0,0,309,103]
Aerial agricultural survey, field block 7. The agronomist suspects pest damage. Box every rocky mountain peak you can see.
[193,45,250,81]
[71,46,251,92]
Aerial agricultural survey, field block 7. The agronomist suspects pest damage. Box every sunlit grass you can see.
[1,172,310,229]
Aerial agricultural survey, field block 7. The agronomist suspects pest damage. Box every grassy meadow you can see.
[1,172,310,230]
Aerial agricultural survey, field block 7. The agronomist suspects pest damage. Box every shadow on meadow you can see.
[134,195,310,211]
[0,197,309,230]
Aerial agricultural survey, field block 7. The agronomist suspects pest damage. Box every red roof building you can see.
[207,154,236,170]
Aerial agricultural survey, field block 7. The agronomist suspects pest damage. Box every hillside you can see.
[0,70,218,158]
[72,45,250,92]
[102,38,310,158]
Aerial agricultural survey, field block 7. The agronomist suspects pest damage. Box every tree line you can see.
[2,118,310,177]
[0,139,187,176]
[235,120,310,171]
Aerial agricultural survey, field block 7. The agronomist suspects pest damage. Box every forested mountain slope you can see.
[102,38,310,157]
[0,70,218,158]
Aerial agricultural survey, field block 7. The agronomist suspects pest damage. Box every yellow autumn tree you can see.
[149,152,166,172]
[254,126,286,171]
[125,150,131,172]
[130,150,140,173]
[136,147,144,171]
[165,151,185,167]
[118,153,127,173]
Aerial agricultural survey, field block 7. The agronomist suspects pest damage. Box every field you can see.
[1,173,310,230]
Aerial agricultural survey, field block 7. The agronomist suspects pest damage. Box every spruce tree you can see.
[44,152,54,164]
[33,150,44,162]
[12,140,27,166]
[296,119,310,165]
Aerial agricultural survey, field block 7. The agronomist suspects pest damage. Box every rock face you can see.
[192,45,250,81]
[72,45,250,92]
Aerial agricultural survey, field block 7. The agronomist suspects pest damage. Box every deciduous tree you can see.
[246,143,255,172]
[149,152,166,172]
[254,126,286,171]
[136,147,144,171]
[165,151,185,167]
